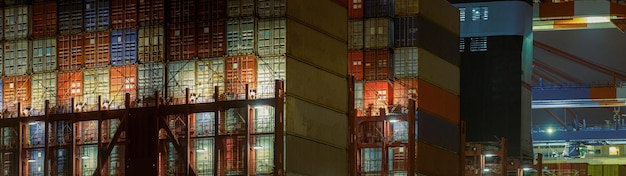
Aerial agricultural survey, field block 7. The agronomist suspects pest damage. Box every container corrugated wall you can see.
[197,20,225,59]
[198,0,225,21]
[83,31,110,68]
[167,60,195,104]
[110,0,136,29]
[84,0,109,31]
[82,68,109,111]
[394,16,418,47]
[2,75,31,118]
[394,0,418,16]
[31,2,57,39]
[348,20,363,50]
[196,58,224,103]
[138,26,164,63]
[363,80,392,116]
[226,18,255,55]
[393,47,417,78]
[363,49,391,81]
[110,28,137,65]
[364,18,393,49]
[58,0,84,34]
[138,0,164,27]
[57,34,84,70]
[168,23,196,61]
[32,38,57,73]
[137,63,164,103]
[257,0,285,18]
[168,0,196,24]
[348,51,363,80]
[110,65,136,108]
[256,18,286,57]
[364,0,394,18]
[348,0,364,19]
[227,0,255,18]
[225,55,256,100]
[257,56,285,99]
[31,72,57,116]
[3,40,29,76]
[3,5,29,40]
[57,71,82,112]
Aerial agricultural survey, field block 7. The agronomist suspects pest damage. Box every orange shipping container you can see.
[349,51,364,81]
[416,79,459,125]
[168,23,197,61]
[393,78,417,110]
[3,76,31,118]
[197,20,226,59]
[364,49,391,81]
[590,87,617,99]
[363,80,393,116]
[138,0,164,26]
[111,0,137,29]
[225,55,256,100]
[57,71,83,112]
[31,2,57,38]
[110,65,137,109]
[57,34,84,70]
[83,31,111,68]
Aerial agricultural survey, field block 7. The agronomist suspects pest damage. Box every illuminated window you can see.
[470,37,487,52]
[460,38,465,52]
[471,7,488,21]
[353,0,362,9]
[609,146,620,156]
[459,7,466,22]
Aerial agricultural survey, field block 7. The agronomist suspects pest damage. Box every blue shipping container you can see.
[58,0,84,34]
[533,87,591,100]
[111,28,138,66]
[417,110,460,153]
[84,0,110,31]
[28,122,45,147]
[364,0,394,18]
[395,16,418,47]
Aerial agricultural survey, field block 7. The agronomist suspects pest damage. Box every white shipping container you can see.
[167,60,195,104]
[256,18,286,57]
[227,0,255,17]
[31,38,57,73]
[3,6,28,40]
[257,56,285,99]
[348,20,364,50]
[364,18,393,49]
[227,18,255,55]
[137,63,164,104]
[394,47,418,78]
[257,0,286,18]
[196,58,225,103]
[3,40,29,76]
[355,81,364,111]
[31,72,57,116]
[82,68,110,112]
[138,26,164,63]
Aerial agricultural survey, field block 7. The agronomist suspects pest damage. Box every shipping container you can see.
[111,0,137,29]
[4,5,28,40]
[57,34,84,70]
[393,78,417,110]
[348,51,364,80]
[4,0,27,5]
[57,71,82,113]
[101,119,122,143]
[394,16,418,47]
[24,149,44,176]
[24,122,45,148]
[50,121,72,146]
[363,80,393,116]
[168,0,196,24]
[0,9,4,40]
[198,0,225,21]
[364,0,393,18]
[355,81,364,113]
[197,20,226,59]
[257,0,285,18]
[225,55,256,100]
[227,0,254,17]
[348,0,363,19]
[110,65,137,109]
[256,18,286,57]
[417,48,460,95]
[363,49,391,81]
[84,0,110,31]
[138,26,165,63]
[31,72,57,116]
[257,56,285,99]
[82,68,109,112]
[227,18,255,55]
[32,2,57,38]
[388,147,407,173]
[138,0,164,26]
[394,0,418,16]
[357,121,383,144]
[58,0,84,34]
[417,79,459,125]
[3,40,29,76]
[167,60,195,105]
[52,148,70,175]
[107,145,125,175]
[168,23,197,61]
[0,80,3,113]
[84,31,111,68]
[250,135,274,174]
[220,107,248,135]
[418,110,460,153]
[588,165,626,176]
[416,142,459,176]
[77,145,98,175]
[360,148,382,173]
[393,47,417,78]
[364,18,393,49]
[1,127,18,148]
[137,63,164,105]
[76,121,98,145]
[348,20,364,50]
[192,112,216,137]
[544,163,588,176]
[111,28,137,65]
[192,137,215,174]
[32,38,57,73]
[1,152,18,175]
[2,76,31,118]
[196,58,225,103]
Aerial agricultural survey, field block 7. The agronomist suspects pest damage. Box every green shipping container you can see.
[588,165,626,176]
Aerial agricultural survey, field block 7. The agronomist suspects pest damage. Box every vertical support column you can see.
[97,95,102,176]
[214,86,220,102]
[71,114,76,176]
[245,84,249,100]
[214,108,222,176]
[274,80,284,176]
[218,110,226,176]
[408,100,416,176]
[44,100,50,176]
[17,103,22,176]
[245,105,251,175]
[501,137,508,176]
[347,76,357,176]
[460,121,466,176]
[380,109,387,176]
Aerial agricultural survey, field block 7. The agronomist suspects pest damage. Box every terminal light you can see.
[546,128,554,134]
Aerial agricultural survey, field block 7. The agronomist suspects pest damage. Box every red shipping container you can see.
[57,71,83,111]
[544,163,588,176]
[138,0,164,26]
[168,23,197,61]
[358,121,384,144]
[198,0,226,21]
[349,51,364,80]
[364,49,391,81]
[393,78,417,109]
[57,34,84,70]
[110,65,137,108]
[2,76,31,118]
[111,0,137,29]
[225,55,256,100]
[83,31,111,68]
[363,80,393,115]
[197,20,225,59]
[168,0,196,24]
[31,2,57,38]
[349,0,364,19]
